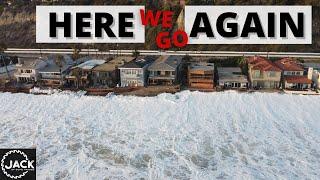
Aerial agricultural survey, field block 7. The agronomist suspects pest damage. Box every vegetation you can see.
[55,55,65,86]
[0,42,11,82]
[0,43,7,53]
[0,0,319,52]
[72,45,81,61]
[132,49,140,58]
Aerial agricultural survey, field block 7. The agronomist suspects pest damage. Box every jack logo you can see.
[0,149,36,180]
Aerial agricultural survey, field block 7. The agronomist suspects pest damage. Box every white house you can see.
[119,56,155,87]
[312,70,320,89]
[14,57,48,83]
[218,67,249,89]
[302,63,320,90]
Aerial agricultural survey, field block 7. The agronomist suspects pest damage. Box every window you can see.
[254,70,260,78]
[268,71,276,77]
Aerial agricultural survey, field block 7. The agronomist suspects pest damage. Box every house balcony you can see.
[149,75,175,80]
[65,74,88,80]
[189,78,214,84]
[14,72,36,78]
[121,74,142,78]
[40,75,61,80]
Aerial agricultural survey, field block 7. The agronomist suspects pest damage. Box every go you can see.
[156,30,188,49]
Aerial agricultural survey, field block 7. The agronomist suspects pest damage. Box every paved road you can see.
[4,48,320,59]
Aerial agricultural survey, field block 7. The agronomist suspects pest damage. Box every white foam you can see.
[0,91,319,179]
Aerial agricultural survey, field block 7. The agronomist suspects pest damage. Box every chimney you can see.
[18,58,24,65]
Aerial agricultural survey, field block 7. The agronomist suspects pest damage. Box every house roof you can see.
[0,54,16,67]
[93,56,135,72]
[39,55,73,73]
[119,56,156,69]
[148,56,182,71]
[189,62,214,72]
[285,76,312,84]
[274,58,304,71]
[218,67,248,83]
[74,56,92,65]
[247,56,282,72]
[75,59,105,70]
[16,57,47,69]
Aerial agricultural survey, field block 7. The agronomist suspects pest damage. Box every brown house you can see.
[188,62,215,90]
[148,56,182,86]
[91,56,135,88]
[65,59,105,88]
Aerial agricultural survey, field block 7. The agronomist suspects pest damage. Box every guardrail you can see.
[4,48,320,58]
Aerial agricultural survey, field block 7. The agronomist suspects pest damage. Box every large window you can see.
[254,70,260,78]
[268,71,276,77]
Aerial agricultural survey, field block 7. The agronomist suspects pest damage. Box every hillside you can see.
[0,0,320,52]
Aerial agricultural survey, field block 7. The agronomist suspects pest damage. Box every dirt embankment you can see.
[0,2,320,52]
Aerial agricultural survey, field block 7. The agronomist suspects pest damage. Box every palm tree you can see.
[55,55,65,87]
[237,56,247,67]
[73,68,81,89]
[72,45,81,61]
[237,56,248,75]
[132,49,140,58]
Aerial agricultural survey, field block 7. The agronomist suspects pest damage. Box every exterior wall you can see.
[39,72,69,87]
[307,67,313,80]
[312,71,320,89]
[66,68,92,88]
[219,81,248,89]
[41,79,61,87]
[40,72,61,79]
[120,67,146,87]
[285,82,311,90]
[148,69,178,85]
[15,61,47,83]
[188,70,214,89]
[15,68,39,82]
[251,80,280,89]
[92,71,115,88]
[283,71,304,76]
[248,67,281,89]
[282,70,311,90]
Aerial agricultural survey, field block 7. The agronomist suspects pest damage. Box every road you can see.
[4,48,320,59]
